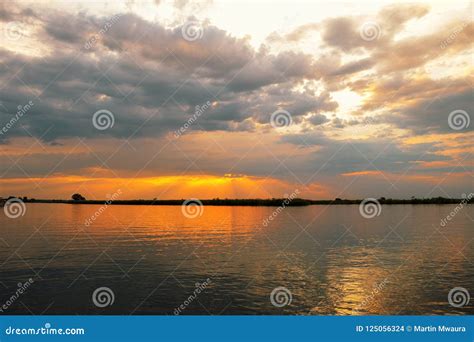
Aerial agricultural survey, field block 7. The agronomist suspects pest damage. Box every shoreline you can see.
[15,197,474,206]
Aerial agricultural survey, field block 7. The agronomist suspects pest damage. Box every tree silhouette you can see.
[71,193,86,201]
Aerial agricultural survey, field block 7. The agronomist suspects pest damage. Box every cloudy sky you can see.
[0,0,472,200]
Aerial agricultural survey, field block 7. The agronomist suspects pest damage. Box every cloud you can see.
[321,4,430,52]
[386,89,474,134]
[328,58,375,76]
[0,10,337,143]
[0,1,472,198]
[2,2,469,144]
[307,114,329,126]
[280,133,449,177]
[266,23,320,43]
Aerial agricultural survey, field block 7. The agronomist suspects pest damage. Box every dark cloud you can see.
[307,114,329,126]
[43,14,90,43]
[322,18,361,52]
[0,10,335,143]
[280,133,449,177]
[385,89,473,134]
[2,2,470,144]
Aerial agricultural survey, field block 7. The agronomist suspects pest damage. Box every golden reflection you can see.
[322,248,391,315]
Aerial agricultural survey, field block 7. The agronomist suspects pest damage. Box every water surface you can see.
[1,203,473,315]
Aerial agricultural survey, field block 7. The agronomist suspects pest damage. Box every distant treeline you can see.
[17,196,474,206]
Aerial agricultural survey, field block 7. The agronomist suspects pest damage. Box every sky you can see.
[0,0,472,200]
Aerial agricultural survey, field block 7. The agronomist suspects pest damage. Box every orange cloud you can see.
[341,170,383,177]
